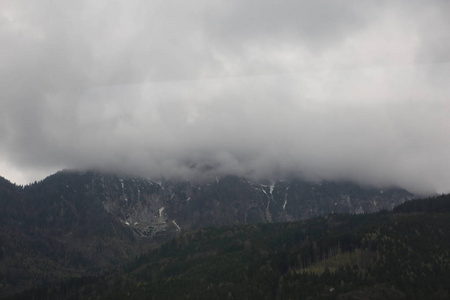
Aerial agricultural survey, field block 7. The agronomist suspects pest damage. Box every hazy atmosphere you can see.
[1,0,449,194]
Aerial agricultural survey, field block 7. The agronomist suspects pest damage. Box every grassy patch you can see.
[302,249,376,274]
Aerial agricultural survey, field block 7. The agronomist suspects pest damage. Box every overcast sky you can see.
[1,0,449,194]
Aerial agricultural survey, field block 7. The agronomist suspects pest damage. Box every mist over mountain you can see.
[1,1,450,194]
[1,2,450,298]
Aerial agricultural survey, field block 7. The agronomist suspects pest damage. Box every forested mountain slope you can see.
[7,194,450,300]
[0,170,413,297]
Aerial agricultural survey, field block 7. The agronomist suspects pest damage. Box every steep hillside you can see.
[19,170,413,230]
[0,170,413,297]
[8,195,450,300]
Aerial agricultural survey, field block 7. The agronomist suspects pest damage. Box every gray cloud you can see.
[1,0,450,194]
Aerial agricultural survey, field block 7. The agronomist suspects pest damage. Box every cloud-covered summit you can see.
[1,0,450,194]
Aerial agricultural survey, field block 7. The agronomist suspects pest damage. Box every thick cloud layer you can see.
[1,0,449,194]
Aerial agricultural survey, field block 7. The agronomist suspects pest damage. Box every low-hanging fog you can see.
[1,0,450,194]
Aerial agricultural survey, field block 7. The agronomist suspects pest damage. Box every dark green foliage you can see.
[3,185,450,299]
[0,171,157,298]
[393,194,450,213]
[0,170,414,297]
[8,194,450,300]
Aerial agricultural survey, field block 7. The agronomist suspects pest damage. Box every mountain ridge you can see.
[7,195,450,300]
[0,169,414,297]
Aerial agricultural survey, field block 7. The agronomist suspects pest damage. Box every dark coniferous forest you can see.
[3,193,450,300]
[3,1,450,299]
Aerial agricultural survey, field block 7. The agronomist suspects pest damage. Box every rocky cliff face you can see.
[11,170,414,236]
[0,170,413,296]
[7,171,411,237]
[83,172,412,233]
